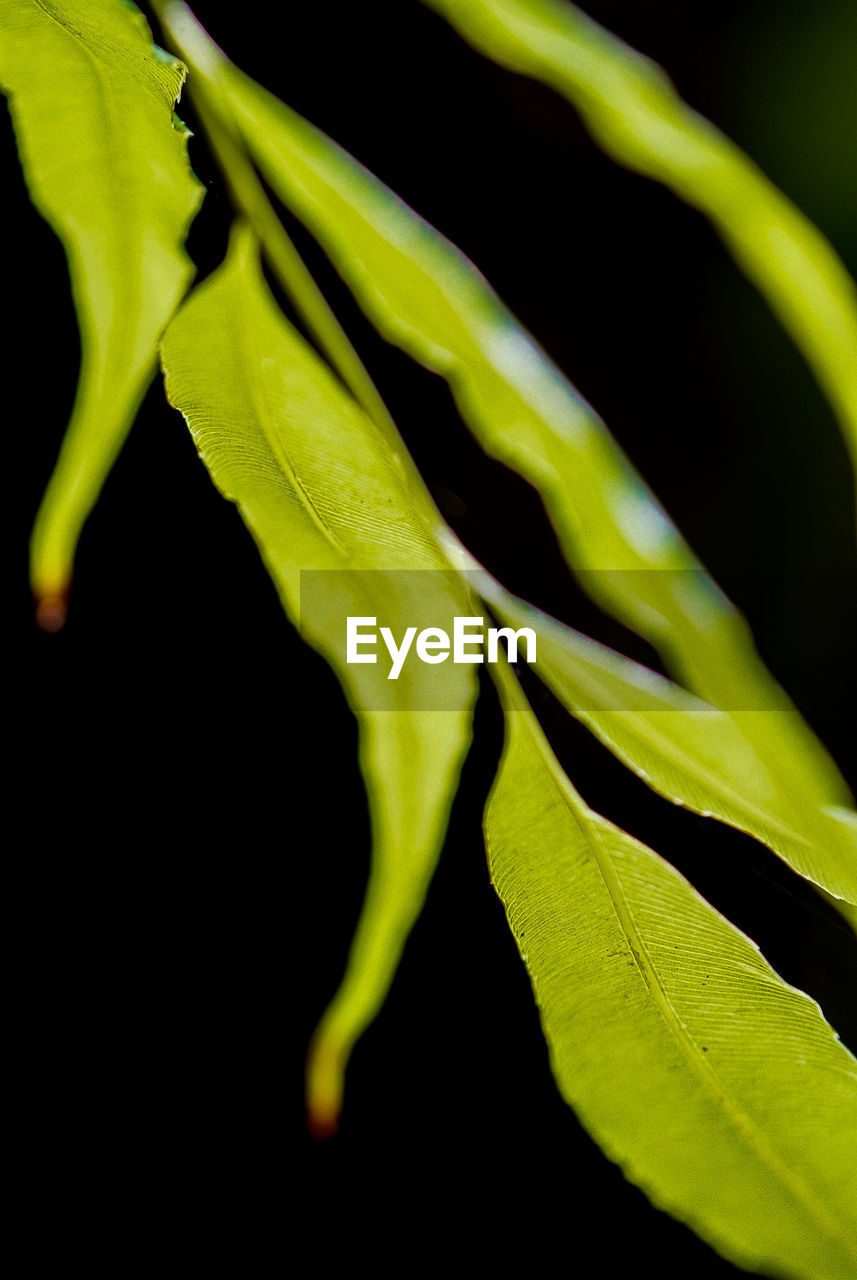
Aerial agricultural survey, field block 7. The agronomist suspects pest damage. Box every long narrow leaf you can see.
[426,0,857,498]
[486,658,857,1280]
[156,6,849,815]
[0,0,203,621]
[480,581,857,903]
[160,224,477,1132]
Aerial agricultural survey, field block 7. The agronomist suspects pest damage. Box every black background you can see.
[12,0,857,1271]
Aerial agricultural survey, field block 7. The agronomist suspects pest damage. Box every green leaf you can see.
[486,659,857,1280]
[426,0,857,505]
[159,223,477,1133]
[484,584,857,902]
[153,6,850,818]
[0,0,203,621]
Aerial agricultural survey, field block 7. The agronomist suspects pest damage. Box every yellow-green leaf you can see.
[487,659,857,1280]
[154,7,849,821]
[426,0,857,502]
[481,581,857,903]
[160,223,477,1133]
[0,0,203,620]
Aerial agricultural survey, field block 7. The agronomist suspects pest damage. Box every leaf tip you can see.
[306,1107,340,1142]
[34,591,69,633]
[305,1038,345,1140]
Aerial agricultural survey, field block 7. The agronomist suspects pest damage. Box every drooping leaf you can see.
[486,658,857,1280]
[478,580,857,903]
[426,0,857,502]
[160,223,477,1132]
[0,0,203,621]
[153,6,850,821]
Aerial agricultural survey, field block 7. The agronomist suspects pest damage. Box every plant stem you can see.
[181,92,395,440]
[150,0,477,562]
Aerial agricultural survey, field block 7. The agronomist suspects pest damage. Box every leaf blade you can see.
[487,662,857,1279]
[126,8,857,916]
[481,583,857,903]
[157,7,851,820]
[160,224,477,1131]
[426,0,857,498]
[0,0,203,611]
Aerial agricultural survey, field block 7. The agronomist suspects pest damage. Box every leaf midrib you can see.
[30,0,142,362]
[232,270,349,559]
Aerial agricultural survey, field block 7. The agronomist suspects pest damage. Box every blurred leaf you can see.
[481,582,857,903]
[160,223,477,1132]
[426,0,857,509]
[157,5,851,822]
[0,0,203,621]
[486,658,857,1280]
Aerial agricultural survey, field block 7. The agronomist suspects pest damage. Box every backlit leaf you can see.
[0,0,203,619]
[486,658,857,1280]
[427,0,857,501]
[156,5,851,829]
[481,581,857,903]
[160,223,477,1132]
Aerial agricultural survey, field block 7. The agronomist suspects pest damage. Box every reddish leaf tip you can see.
[306,1108,340,1141]
[35,592,68,632]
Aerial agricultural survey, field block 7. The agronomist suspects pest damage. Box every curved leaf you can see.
[486,660,857,1280]
[481,582,857,903]
[426,0,857,500]
[160,223,477,1133]
[154,6,850,815]
[0,0,203,620]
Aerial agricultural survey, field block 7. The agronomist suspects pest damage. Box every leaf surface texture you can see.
[486,662,857,1279]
